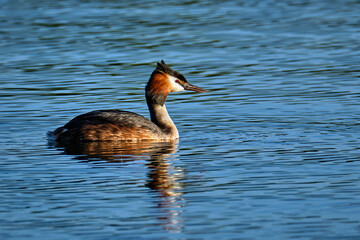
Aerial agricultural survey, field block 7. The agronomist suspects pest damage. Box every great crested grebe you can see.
[51,60,208,143]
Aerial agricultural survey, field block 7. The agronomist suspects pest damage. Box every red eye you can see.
[175,80,180,83]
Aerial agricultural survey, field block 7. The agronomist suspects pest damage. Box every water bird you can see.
[50,60,208,143]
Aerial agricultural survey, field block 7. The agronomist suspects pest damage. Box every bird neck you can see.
[146,96,179,139]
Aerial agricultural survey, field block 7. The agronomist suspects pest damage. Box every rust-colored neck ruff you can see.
[146,72,170,106]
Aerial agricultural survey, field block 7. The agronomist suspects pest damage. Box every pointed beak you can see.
[184,83,209,93]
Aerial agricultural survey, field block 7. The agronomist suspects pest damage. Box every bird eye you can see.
[175,80,180,84]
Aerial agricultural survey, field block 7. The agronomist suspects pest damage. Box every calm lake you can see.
[1,0,360,239]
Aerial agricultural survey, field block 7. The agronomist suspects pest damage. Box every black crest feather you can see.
[155,60,187,82]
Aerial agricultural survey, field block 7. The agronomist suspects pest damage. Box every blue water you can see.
[1,0,360,239]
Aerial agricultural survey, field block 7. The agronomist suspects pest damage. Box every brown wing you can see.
[53,110,165,142]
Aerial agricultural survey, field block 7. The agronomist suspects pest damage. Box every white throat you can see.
[168,75,185,92]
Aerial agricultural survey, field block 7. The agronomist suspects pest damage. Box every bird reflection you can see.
[58,140,178,162]
[144,142,185,232]
[53,140,184,232]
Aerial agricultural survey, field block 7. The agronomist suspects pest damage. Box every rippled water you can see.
[1,0,360,239]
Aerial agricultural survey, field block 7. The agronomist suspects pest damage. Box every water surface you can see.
[1,0,360,239]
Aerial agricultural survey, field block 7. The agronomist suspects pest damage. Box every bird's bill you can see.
[184,83,208,93]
